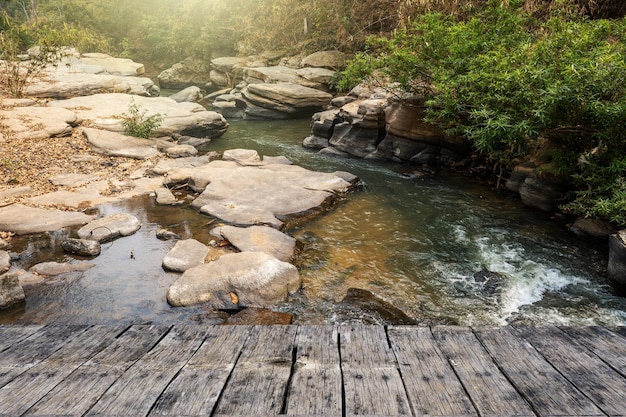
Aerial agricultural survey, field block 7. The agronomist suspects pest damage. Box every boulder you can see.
[162,239,210,272]
[301,51,346,69]
[518,169,566,212]
[49,173,100,187]
[296,67,336,86]
[155,187,178,205]
[506,163,536,193]
[77,213,141,242]
[169,86,203,103]
[244,66,320,88]
[0,273,25,309]
[61,238,102,257]
[166,251,301,308]
[157,58,211,89]
[165,144,198,159]
[0,204,94,235]
[210,225,297,262]
[79,53,145,76]
[245,83,332,109]
[608,231,626,288]
[570,218,616,240]
[331,288,417,325]
[0,250,10,274]
[188,159,355,228]
[50,93,229,138]
[29,261,95,276]
[82,128,160,159]
[211,57,249,75]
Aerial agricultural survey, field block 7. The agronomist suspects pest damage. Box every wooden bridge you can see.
[0,324,624,417]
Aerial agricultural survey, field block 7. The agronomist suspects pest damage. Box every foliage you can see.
[338,0,626,225]
[120,99,162,139]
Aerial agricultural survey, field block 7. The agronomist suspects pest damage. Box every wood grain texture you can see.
[150,325,252,416]
[0,325,124,417]
[213,325,297,415]
[389,326,477,417]
[340,325,411,416]
[432,326,535,416]
[516,325,626,416]
[0,324,621,417]
[286,325,342,415]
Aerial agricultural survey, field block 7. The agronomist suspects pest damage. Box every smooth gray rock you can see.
[0,204,94,235]
[165,144,198,158]
[189,159,354,228]
[157,58,211,89]
[166,251,301,308]
[29,261,95,276]
[77,213,141,242]
[79,53,145,76]
[162,239,210,272]
[519,171,565,213]
[82,128,160,159]
[62,238,102,257]
[169,86,203,103]
[0,250,10,274]
[296,67,336,86]
[0,106,77,140]
[50,93,229,138]
[0,273,25,309]
[244,66,320,88]
[155,187,178,205]
[210,225,297,262]
[608,231,626,288]
[245,83,332,110]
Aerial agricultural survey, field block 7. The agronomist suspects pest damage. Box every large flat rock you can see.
[0,204,94,235]
[79,53,145,76]
[82,128,160,159]
[188,158,355,228]
[49,93,229,138]
[0,106,77,140]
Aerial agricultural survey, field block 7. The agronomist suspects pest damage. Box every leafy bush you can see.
[338,0,626,225]
[120,99,162,139]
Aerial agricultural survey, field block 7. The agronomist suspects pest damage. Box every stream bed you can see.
[2,119,625,326]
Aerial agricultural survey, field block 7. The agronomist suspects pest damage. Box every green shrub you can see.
[338,0,626,226]
[120,99,162,139]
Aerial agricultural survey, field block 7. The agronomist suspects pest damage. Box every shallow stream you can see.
[2,119,625,326]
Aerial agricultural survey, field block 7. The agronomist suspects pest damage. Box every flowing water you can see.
[2,119,625,326]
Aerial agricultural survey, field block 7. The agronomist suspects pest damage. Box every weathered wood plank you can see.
[85,325,207,417]
[25,325,169,417]
[149,325,252,416]
[285,325,342,415]
[516,326,626,416]
[388,326,477,417]
[213,325,297,415]
[86,325,206,415]
[0,325,124,417]
[561,326,626,376]
[476,326,604,417]
[340,325,411,416]
[432,326,535,417]
[0,325,42,352]
[0,325,87,389]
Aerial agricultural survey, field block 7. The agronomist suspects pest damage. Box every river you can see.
[2,119,625,326]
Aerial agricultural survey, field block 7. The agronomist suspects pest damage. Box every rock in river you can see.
[0,273,25,309]
[77,213,141,242]
[167,251,301,309]
[186,157,356,229]
[210,225,297,262]
[162,239,210,273]
[0,204,94,235]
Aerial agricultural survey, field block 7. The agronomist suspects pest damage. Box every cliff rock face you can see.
[304,91,468,166]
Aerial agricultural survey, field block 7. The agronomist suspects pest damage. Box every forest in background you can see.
[1,0,626,227]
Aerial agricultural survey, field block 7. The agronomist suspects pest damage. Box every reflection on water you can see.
[2,119,625,325]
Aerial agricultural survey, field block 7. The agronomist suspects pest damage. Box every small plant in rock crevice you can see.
[120,98,163,139]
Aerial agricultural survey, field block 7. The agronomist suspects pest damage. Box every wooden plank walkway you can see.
[0,324,624,417]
